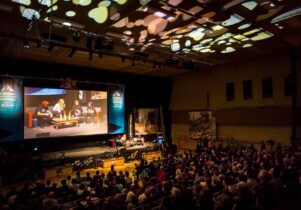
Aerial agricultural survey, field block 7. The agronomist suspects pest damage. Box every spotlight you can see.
[73,31,81,43]
[23,39,29,49]
[68,48,76,57]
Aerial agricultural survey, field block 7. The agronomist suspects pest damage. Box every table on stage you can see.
[142,151,162,162]
[100,157,125,168]
[52,118,79,129]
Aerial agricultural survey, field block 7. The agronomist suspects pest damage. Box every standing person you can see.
[35,100,53,127]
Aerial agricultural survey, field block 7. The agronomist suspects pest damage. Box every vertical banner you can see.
[108,84,125,134]
[0,76,23,142]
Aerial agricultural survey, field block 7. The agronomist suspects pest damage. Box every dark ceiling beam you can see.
[0,31,210,72]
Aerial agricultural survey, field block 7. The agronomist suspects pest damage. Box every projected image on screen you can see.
[134,108,159,135]
[24,87,108,139]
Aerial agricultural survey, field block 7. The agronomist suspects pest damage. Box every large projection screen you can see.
[24,87,108,139]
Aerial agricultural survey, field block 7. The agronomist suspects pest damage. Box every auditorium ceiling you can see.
[0,0,301,77]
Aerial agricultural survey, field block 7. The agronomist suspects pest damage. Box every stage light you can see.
[68,48,76,57]
[23,39,29,49]
[89,51,93,61]
[73,31,81,43]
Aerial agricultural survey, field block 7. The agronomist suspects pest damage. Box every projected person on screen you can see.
[35,100,53,127]
[52,98,66,118]
[85,101,96,123]
[72,100,83,117]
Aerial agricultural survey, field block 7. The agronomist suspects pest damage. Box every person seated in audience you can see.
[1,141,301,210]
[52,98,66,118]
[35,100,53,127]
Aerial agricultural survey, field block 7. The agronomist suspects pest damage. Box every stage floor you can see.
[39,142,152,161]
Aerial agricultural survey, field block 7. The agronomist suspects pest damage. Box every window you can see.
[243,80,253,100]
[262,77,273,98]
[226,82,235,101]
[284,75,293,96]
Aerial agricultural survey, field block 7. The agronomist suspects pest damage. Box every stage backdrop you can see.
[189,111,216,140]
[0,76,23,142]
[134,108,159,135]
[108,84,125,134]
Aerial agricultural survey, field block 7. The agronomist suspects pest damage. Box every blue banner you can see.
[0,76,23,142]
[108,84,125,134]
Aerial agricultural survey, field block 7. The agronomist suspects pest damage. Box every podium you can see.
[100,157,125,168]
[142,151,162,162]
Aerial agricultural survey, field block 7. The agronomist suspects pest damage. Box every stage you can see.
[38,142,153,161]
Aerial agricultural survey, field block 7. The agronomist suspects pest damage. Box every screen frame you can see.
[23,86,110,140]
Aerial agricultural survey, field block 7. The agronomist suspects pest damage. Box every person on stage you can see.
[72,99,83,117]
[85,101,96,123]
[52,98,66,118]
[35,100,53,127]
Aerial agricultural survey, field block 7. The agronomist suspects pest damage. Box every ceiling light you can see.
[185,40,191,47]
[113,0,127,5]
[221,14,244,26]
[66,11,76,17]
[19,6,40,20]
[88,7,108,23]
[221,47,236,53]
[242,44,253,48]
[171,43,180,51]
[242,1,258,10]
[72,0,92,6]
[12,0,31,6]
[99,0,111,7]
[271,7,301,23]
[62,22,72,27]
[238,23,251,30]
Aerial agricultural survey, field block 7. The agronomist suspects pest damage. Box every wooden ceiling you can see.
[0,0,301,77]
